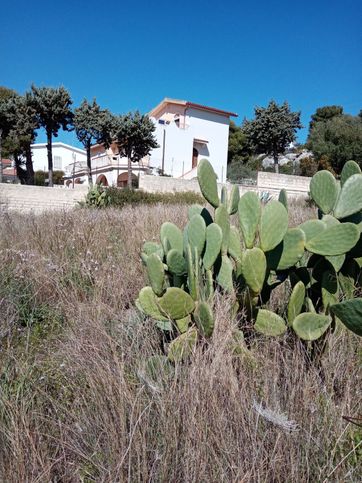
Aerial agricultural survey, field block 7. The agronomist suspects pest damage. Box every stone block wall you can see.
[0,184,87,214]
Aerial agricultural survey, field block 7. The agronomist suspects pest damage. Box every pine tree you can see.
[74,99,112,185]
[30,85,73,186]
[111,112,158,188]
[242,100,302,173]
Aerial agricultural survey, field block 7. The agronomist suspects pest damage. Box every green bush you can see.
[35,170,65,186]
[106,188,204,207]
[85,184,110,208]
[227,156,261,183]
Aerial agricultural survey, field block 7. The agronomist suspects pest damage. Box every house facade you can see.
[149,99,237,182]
[1,159,18,183]
[63,98,237,186]
[31,142,86,173]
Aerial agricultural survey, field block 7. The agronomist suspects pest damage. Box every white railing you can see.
[64,154,151,177]
[91,154,151,169]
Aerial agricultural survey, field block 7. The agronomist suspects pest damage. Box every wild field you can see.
[0,202,361,482]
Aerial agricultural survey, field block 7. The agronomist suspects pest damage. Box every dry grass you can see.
[0,202,361,482]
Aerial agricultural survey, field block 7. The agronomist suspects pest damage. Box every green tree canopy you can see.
[309,105,343,129]
[306,111,362,173]
[3,93,39,184]
[111,112,158,188]
[0,86,18,183]
[227,120,250,164]
[30,85,73,186]
[242,100,302,173]
[74,99,113,185]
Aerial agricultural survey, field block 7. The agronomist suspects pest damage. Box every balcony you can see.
[64,154,151,177]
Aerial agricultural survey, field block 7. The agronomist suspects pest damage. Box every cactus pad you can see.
[266,228,305,271]
[306,222,359,256]
[325,254,345,272]
[241,247,267,294]
[194,301,214,337]
[228,226,243,262]
[259,200,289,252]
[216,255,234,293]
[197,158,219,207]
[185,244,198,301]
[166,249,187,276]
[330,299,362,336]
[299,219,326,242]
[215,205,230,255]
[160,222,183,253]
[187,214,206,255]
[238,191,261,248]
[334,174,362,219]
[321,269,339,309]
[287,281,305,324]
[158,287,195,320]
[278,189,288,211]
[146,253,166,296]
[203,223,223,270]
[340,160,361,187]
[228,185,240,215]
[220,186,228,205]
[310,170,338,214]
[255,309,287,336]
[188,204,213,225]
[138,287,168,321]
[168,327,198,362]
[322,214,339,227]
[176,315,191,333]
[292,313,331,340]
[141,241,164,264]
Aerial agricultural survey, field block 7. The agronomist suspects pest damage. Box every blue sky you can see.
[1,0,361,147]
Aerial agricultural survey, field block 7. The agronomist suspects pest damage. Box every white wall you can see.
[31,143,86,172]
[149,108,230,182]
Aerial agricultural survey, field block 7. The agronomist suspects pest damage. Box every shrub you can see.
[84,184,110,208]
[299,156,318,177]
[35,170,65,185]
[227,156,261,183]
[105,187,204,208]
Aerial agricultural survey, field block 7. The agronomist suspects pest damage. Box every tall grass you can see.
[0,202,361,482]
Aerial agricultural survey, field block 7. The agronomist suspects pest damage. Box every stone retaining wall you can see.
[0,171,311,214]
[0,184,87,214]
[139,172,311,198]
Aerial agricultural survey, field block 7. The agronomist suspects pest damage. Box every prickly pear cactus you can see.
[137,159,362,364]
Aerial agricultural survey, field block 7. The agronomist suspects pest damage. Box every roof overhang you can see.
[193,138,209,145]
[149,97,238,118]
[186,101,238,118]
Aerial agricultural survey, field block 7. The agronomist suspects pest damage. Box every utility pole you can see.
[72,152,76,189]
[161,126,166,175]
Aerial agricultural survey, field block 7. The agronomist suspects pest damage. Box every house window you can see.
[192,148,198,169]
[54,156,62,169]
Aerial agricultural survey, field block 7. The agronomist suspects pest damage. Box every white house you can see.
[148,98,237,182]
[63,98,237,186]
[31,142,86,173]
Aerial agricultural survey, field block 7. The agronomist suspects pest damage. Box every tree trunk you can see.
[0,129,3,184]
[273,153,279,174]
[25,144,34,185]
[127,157,132,188]
[14,155,27,184]
[47,130,53,187]
[87,142,93,186]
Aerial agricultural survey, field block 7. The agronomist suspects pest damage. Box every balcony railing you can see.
[64,154,151,176]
